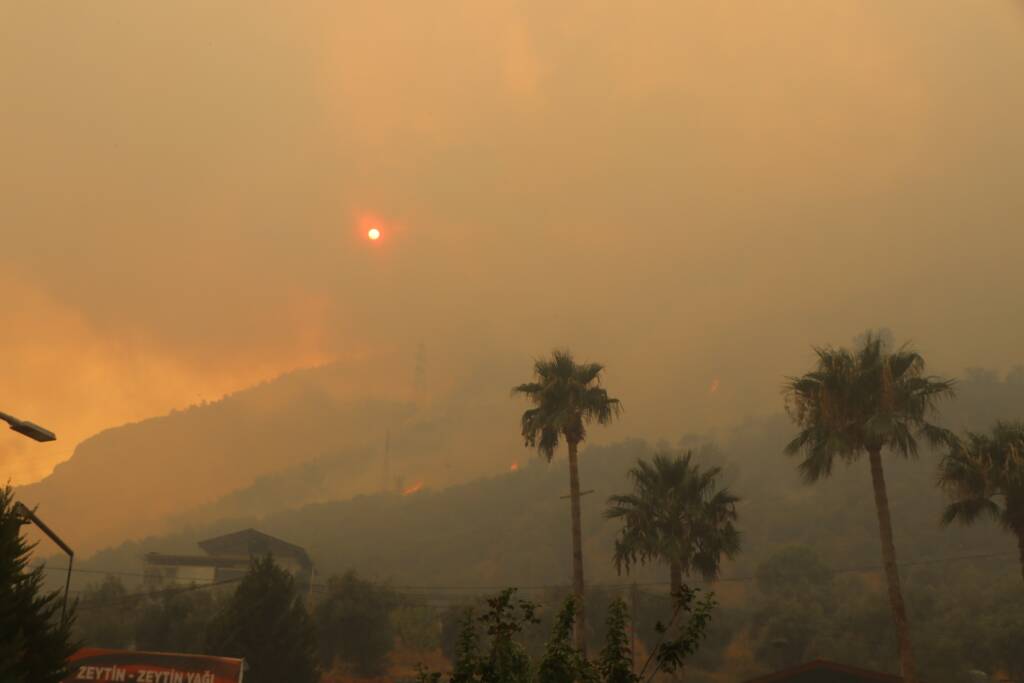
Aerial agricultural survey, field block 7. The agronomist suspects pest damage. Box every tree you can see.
[606,450,741,596]
[754,546,832,598]
[636,584,717,682]
[750,547,836,671]
[477,589,536,683]
[449,609,482,683]
[513,349,622,655]
[314,570,398,676]
[417,588,715,683]
[205,555,318,683]
[393,602,442,652]
[535,596,594,683]
[783,332,955,683]
[0,485,77,683]
[135,583,224,654]
[597,599,636,683]
[74,575,134,649]
[938,421,1024,585]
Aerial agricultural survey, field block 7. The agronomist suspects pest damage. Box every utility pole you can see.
[383,429,391,492]
[631,582,639,673]
[559,489,594,500]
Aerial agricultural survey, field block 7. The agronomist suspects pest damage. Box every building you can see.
[744,661,909,683]
[143,528,313,592]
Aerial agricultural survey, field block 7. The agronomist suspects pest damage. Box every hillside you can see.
[75,371,1024,594]
[16,354,531,556]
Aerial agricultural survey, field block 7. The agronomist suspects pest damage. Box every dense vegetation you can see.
[206,555,320,683]
[54,359,1024,681]
[415,586,715,683]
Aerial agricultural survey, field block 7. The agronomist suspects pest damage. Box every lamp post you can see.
[12,502,74,624]
[2,411,67,618]
[0,411,56,442]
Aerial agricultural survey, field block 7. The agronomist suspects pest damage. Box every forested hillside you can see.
[17,353,531,555]
[74,370,1024,589]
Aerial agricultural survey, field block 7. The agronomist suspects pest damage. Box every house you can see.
[143,528,314,592]
[744,660,908,683]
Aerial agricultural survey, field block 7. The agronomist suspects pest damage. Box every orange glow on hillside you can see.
[509,462,519,472]
[402,481,424,495]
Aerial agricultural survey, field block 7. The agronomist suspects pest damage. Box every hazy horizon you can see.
[4,1,1024,486]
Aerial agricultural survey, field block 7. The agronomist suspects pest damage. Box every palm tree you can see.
[783,332,955,683]
[513,349,622,655]
[938,421,1024,585]
[605,450,741,597]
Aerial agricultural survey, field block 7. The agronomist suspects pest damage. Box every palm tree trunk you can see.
[868,447,918,683]
[567,439,587,656]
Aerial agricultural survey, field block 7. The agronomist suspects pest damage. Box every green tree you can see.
[393,602,442,652]
[754,546,832,598]
[750,547,836,671]
[938,421,1024,585]
[637,584,717,682]
[135,584,224,654]
[513,349,622,655]
[205,555,318,683]
[0,486,77,683]
[783,332,955,683]
[74,575,134,649]
[606,450,741,596]
[597,599,636,683]
[313,570,398,677]
[449,609,482,683]
[477,589,536,683]
[535,596,594,683]
[419,588,715,683]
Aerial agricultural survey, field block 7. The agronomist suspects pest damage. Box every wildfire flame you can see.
[510,462,519,472]
[402,481,424,496]
[709,378,720,394]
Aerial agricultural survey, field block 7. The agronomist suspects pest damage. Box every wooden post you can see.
[631,582,639,673]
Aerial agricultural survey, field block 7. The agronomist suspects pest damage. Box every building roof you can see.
[197,528,312,569]
[743,660,906,683]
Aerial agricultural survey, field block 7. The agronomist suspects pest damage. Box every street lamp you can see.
[12,502,74,624]
[0,411,56,442]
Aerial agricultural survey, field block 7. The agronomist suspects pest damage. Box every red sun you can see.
[367,227,381,241]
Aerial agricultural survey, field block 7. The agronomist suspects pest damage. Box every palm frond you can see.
[940,498,1002,526]
[512,349,620,462]
[784,334,955,479]
[605,449,741,581]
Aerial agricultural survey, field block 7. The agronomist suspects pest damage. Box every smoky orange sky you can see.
[3,1,1024,485]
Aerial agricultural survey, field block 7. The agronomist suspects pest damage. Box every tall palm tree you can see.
[513,349,622,655]
[783,332,955,683]
[938,421,1024,585]
[605,450,741,596]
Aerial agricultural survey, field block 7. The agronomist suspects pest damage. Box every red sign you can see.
[65,648,244,683]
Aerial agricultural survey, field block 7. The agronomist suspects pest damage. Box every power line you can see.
[74,577,243,612]
[45,548,1018,589]
[62,549,1017,612]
